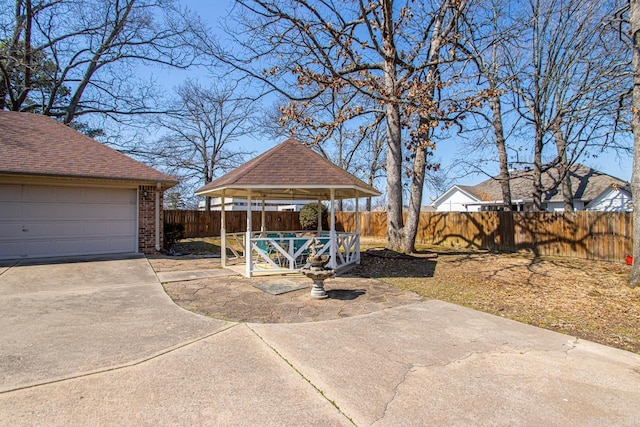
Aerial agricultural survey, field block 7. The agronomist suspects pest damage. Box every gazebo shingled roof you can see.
[195,138,380,200]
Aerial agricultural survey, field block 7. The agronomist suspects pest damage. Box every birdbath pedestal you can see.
[300,241,335,299]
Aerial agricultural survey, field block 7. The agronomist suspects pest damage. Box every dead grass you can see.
[171,236,640,353]
[354,240,640,354]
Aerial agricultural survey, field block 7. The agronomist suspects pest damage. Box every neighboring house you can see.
[197,197,313,212]
[432,164,631,212]
[585,183,632,212]
[0,111,178,260]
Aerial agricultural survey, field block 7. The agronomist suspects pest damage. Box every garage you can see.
[0,111,178,260]
[0,184,138,260]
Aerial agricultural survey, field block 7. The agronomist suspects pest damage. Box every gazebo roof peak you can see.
[195,138,381,200]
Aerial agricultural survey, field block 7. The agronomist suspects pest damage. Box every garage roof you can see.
[195,138,381,200]
[0,111,177,187]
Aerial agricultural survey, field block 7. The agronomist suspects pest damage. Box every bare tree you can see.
[0,0,207,123]
[146,80,256,210]
[216,0,469,252]
[265,89,387,211]
[455,0,522,211]
[504,0,629,211]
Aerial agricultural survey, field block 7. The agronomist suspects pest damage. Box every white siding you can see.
[433,189,481,212]
[199,197,312,212]
[586,189,632,212]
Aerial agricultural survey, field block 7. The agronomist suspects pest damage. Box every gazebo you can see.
[195,138,381,277]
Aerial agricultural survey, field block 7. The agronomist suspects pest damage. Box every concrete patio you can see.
[1,255,639,425]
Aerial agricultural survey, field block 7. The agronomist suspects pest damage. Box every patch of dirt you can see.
[365,247,438,260]
[170,238,223,255]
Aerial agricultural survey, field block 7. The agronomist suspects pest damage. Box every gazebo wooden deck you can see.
[195,138,381,277]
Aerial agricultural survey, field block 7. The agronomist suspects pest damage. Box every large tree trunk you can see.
[558,160,573,212]
[382,0,404,251]
[403,140,427,253]
[489,91,512,210]
[556,153,574,212]
[400,1,454,253]
[532,122,544,211]
[630,0,640,288]
[551,120,574,212]
[385,103,404,250]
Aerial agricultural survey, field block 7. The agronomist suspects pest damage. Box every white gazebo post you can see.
[355,190,361,264]
[220,192,226,268]
[329,188,337,269]
[246,190,252,277]
[261,196,266,233]
[317,199,322,233]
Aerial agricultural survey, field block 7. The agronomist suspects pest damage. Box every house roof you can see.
[468,164,629,203]
[195,138,381,200]
[0,111,177,187]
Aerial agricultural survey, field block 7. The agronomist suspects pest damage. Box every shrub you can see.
[164,222,185,249]
[299,203,329,230]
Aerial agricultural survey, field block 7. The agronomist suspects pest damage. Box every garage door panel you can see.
[0,201,22,218]
[22,204,60,220]
[107,205,137,220]
[82,189,110,203]
[0,222,23,238]
[23,185,57,202]
[23,239,57,257]
[83,220,134,236]
[0,184,138,259]
[0,241,24,258]
[0,184,22,201]
[20,222,57,237]
[107,189,138,204]
[54,186,83,202]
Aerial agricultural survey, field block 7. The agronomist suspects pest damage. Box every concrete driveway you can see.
[1,257,639,426]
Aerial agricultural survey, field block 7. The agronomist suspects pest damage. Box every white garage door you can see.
[0,184,137,260]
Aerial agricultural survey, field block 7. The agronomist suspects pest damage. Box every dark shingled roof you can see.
[0,111,177,187]
[195,138,380,200]
[469,164,628,202]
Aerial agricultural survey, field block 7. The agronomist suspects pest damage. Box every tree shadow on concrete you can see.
[327,289,366,300]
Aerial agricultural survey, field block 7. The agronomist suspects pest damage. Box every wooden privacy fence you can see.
[336,211,633,263]
[164,210,300,237]
[165,210,633,262]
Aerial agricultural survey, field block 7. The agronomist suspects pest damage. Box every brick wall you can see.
[138,185,164,254]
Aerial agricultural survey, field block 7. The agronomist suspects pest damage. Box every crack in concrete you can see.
[371,362,416,426]
[246,324,357,426]
[191,284,208,296]
[563,337,580,359]
[372,347,541,425]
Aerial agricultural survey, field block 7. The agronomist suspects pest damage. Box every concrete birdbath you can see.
[300,239,335,299]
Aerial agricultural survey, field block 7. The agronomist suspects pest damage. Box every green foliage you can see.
[163,222,185,249]
[0,39,70,111]
[299,203,328,230]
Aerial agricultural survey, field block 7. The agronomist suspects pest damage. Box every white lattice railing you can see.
[223,230,358,276]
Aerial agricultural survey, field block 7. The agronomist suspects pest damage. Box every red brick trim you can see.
[138,185,164,254]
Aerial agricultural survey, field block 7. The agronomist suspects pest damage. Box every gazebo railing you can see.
[222,230,359,274]
[334,232,359,267]
[224,232,247,265]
